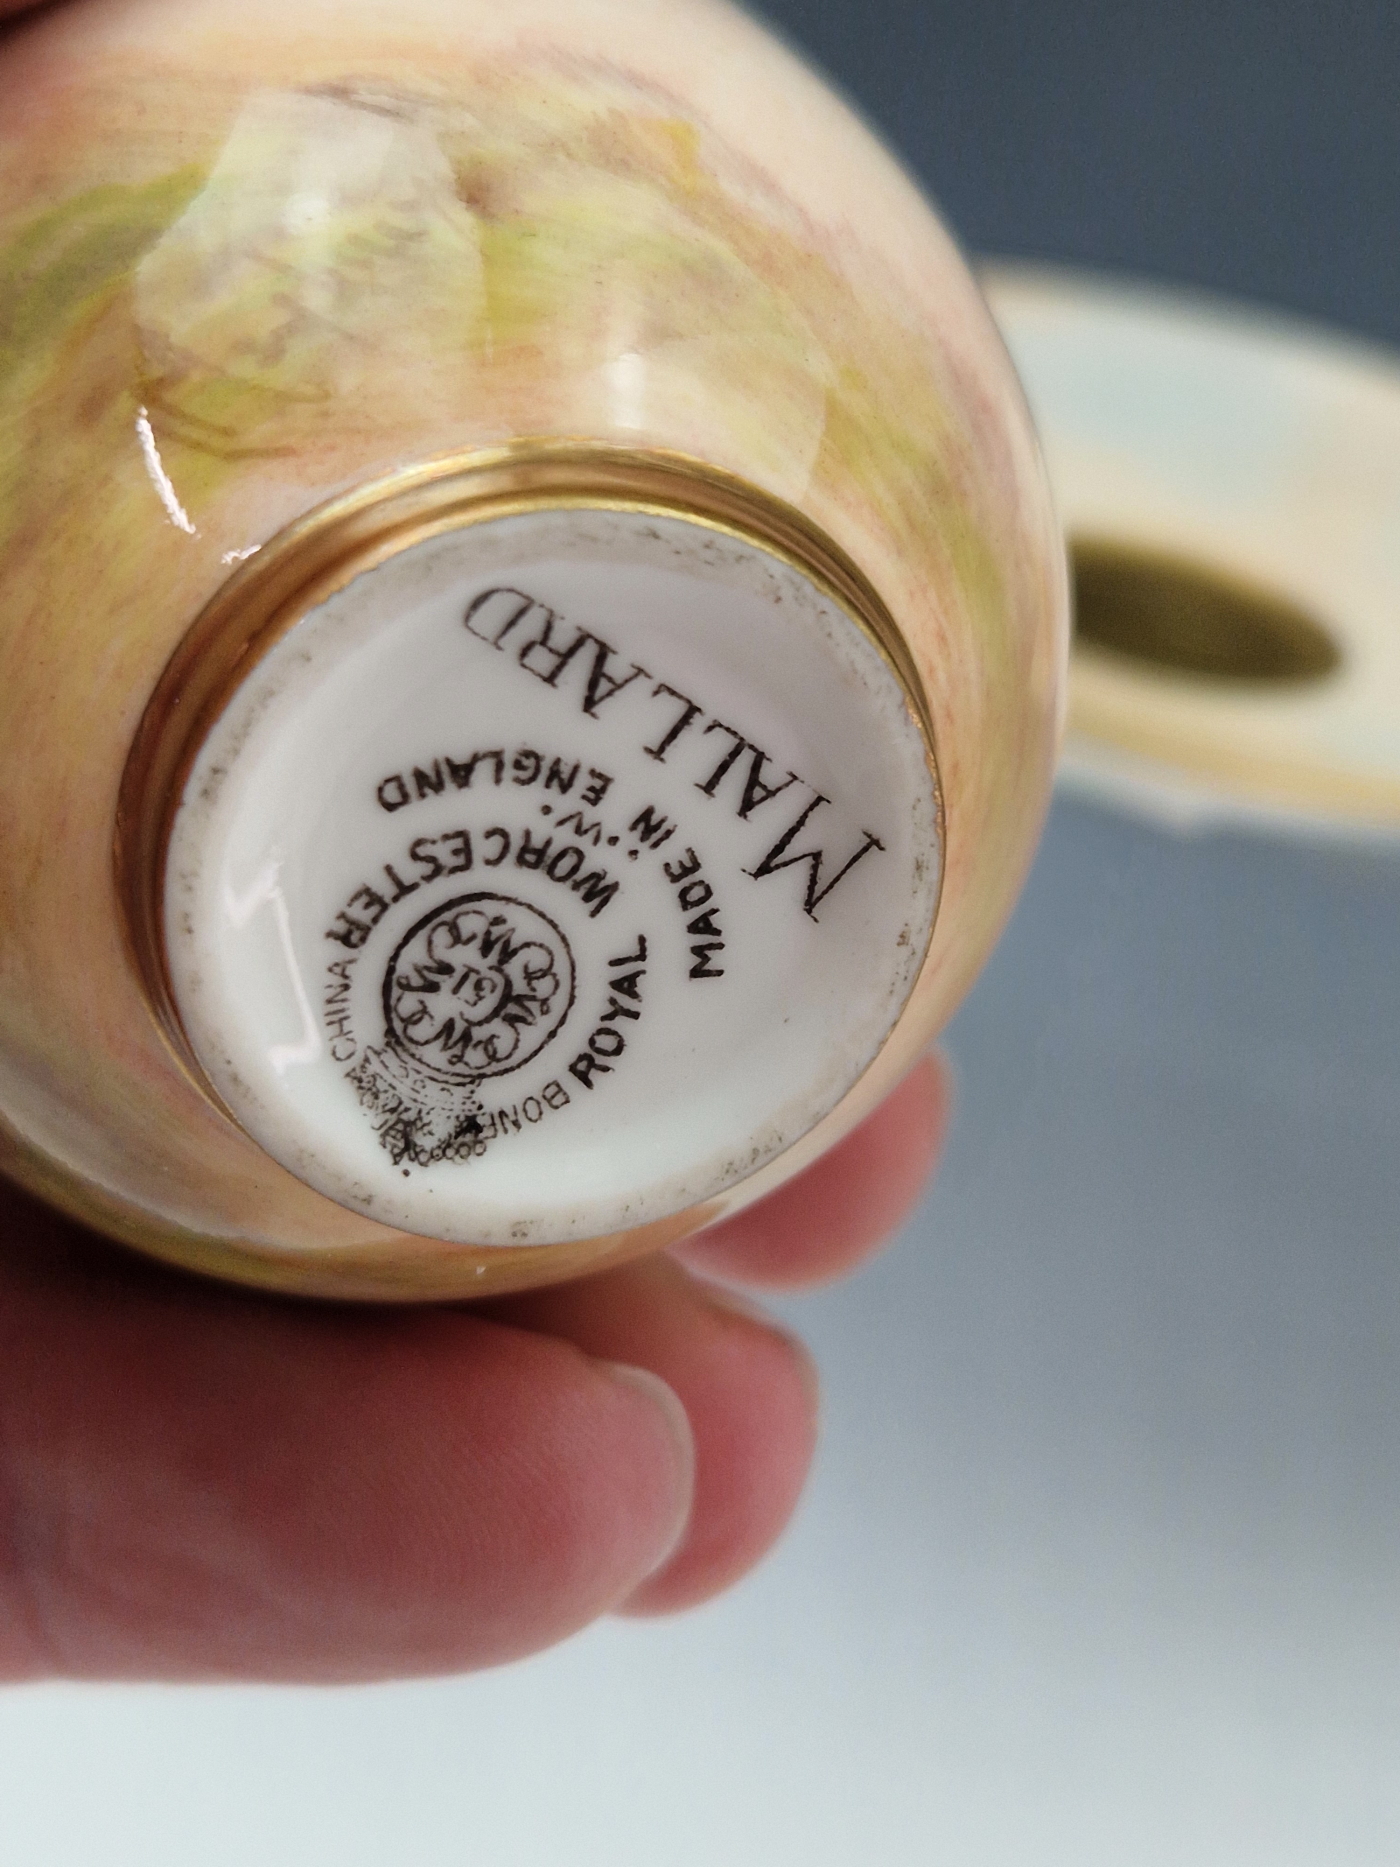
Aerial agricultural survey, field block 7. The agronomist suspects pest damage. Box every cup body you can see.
[0,0,1066,1296]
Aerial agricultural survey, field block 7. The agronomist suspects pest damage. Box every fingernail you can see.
[697,1282,822,1420]
[694,1278,776,1329]
[600,1362,696,1579]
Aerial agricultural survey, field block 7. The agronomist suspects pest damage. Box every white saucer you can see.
[984,264,1400,843]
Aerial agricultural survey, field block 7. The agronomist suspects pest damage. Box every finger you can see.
[0,1181,693,1683]
[673,1051,951,1290]
[484,1255,818,1617]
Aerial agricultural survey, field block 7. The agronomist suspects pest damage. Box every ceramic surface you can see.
[164,497,939,1247]
[986,265,1400,841]
[0,0,1064,1296]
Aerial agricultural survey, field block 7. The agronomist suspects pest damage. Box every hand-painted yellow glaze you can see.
[0,0,1066,1296]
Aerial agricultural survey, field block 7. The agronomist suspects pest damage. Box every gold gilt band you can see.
[114,441,941,1079]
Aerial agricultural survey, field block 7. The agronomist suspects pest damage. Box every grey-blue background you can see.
[757,0,1400,343]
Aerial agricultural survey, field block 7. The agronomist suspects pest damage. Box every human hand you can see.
[0,1058,948,1681]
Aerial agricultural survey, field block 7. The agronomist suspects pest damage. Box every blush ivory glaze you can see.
[0,0,1066,1298]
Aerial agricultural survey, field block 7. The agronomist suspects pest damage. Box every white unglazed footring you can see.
[162,501,941,1245]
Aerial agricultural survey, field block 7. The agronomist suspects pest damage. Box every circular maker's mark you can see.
[348,893,576,1172]
[384,893,575,1080]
